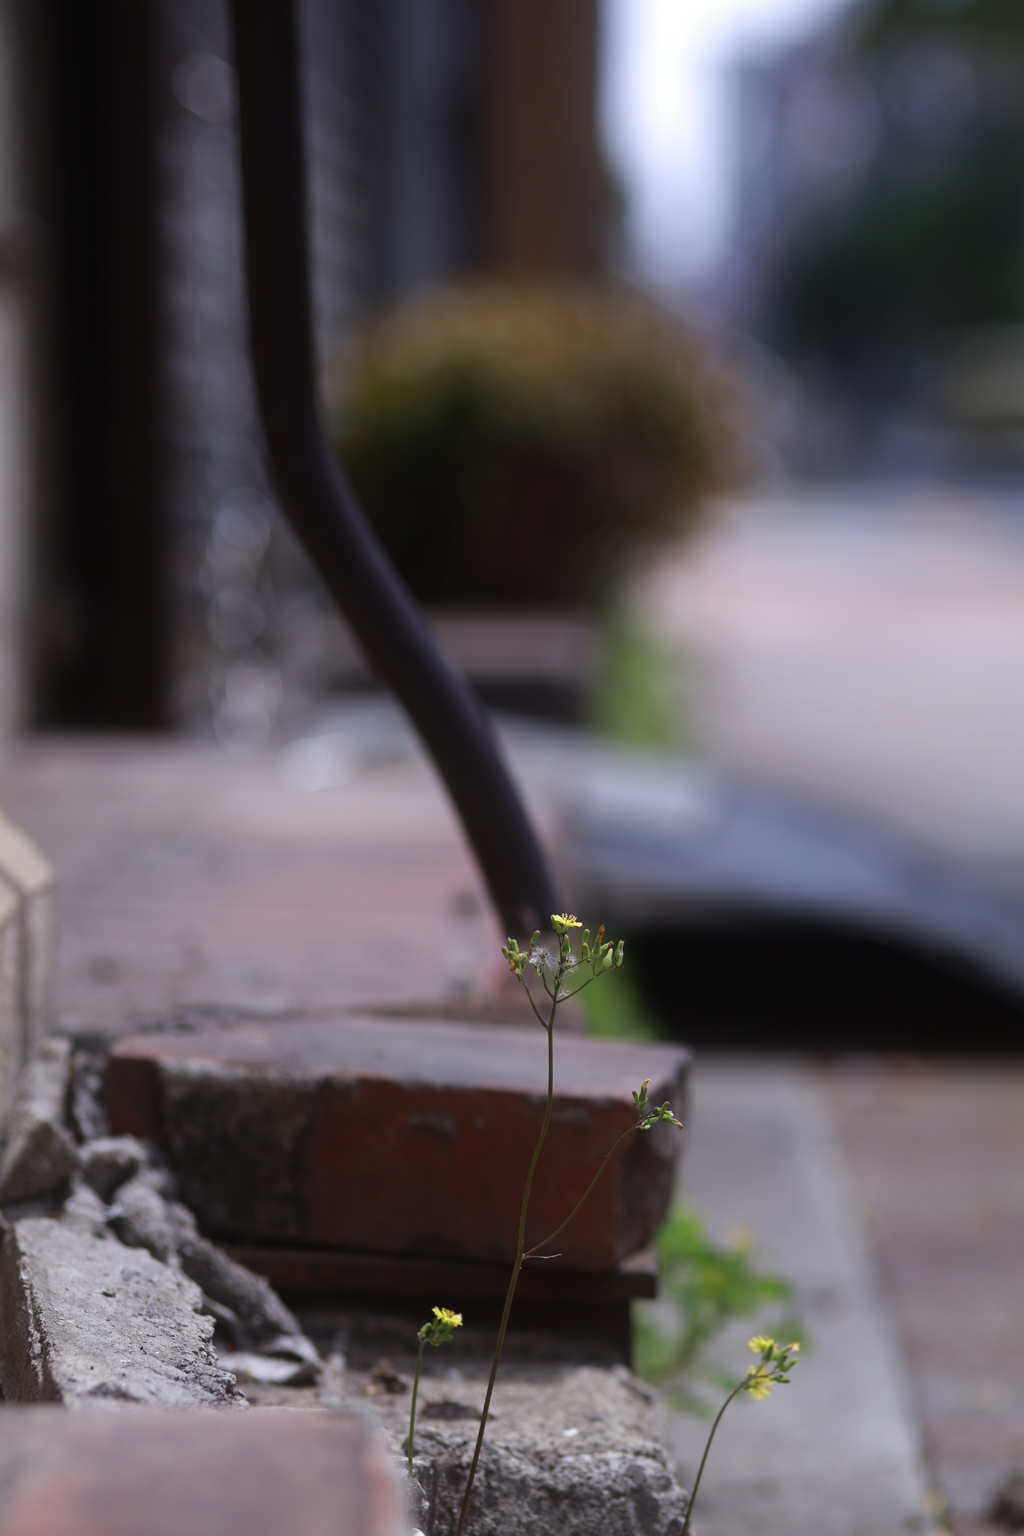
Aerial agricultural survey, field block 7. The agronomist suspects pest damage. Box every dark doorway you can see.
[28,0,168,729]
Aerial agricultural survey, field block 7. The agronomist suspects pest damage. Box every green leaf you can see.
[633,1206,802,1408]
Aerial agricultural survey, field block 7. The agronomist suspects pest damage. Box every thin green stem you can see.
[523,1122,636,1259]
[680,1383,745,1536]
[518,977,551,1030]
[407,1337,426,1475]
[454,986,559,1536]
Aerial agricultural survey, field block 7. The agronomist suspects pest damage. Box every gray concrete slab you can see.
[672,1057,934,1536]
[0,1215,247,1408]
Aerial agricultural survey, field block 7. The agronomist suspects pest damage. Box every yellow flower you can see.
[744,1366,773,1401]
[551,913,583,933]
[788,1342,800,1354]
[726,1224,754,1254]
[748,1335,774,1354]
[420,1305,463,1347]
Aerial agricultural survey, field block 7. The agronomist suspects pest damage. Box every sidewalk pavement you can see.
[645,486,1024,879]
[0,737,499,1036]
[676,1057,933,1536]
[828,1058,1024,1536]
[640,486,1024,1533]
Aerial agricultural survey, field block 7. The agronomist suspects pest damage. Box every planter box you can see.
[280,608,598,722]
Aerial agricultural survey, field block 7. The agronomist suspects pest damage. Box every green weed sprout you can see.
[407,1306,463,1473]
[634,1207,795,1398]
[681,1335,800,1536]
[454,915,684,1536]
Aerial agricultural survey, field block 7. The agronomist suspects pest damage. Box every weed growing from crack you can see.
[407,1307,462,1472]
[453,914,685,1536]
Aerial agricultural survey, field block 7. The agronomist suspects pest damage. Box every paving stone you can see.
[675,1059,933,1536]
[0,1405,402,1536]
[104,1015,689,1270]
[0,1038,79,1204]
[0,1215,247,1407]
[827,1060,1024,1536]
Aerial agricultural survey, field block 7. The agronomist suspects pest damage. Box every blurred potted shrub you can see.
[330,282,735,610]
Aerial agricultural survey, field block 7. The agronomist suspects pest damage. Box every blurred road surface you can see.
[647,484,1024,883]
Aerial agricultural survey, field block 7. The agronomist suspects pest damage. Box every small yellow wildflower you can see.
[551,913,583,933]
[682,1331,800,1535]
[726,1223,755,1253]
[745,1366,773,1401]
[419,1305,463,1347]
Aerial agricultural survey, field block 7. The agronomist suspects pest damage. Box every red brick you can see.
[105,1014,688,1271]
[223,1242,657,1301]
[0,1407,401,1536]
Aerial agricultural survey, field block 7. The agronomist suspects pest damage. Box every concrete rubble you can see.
[0,1036,79,1203]
[353,1359,688,1536]
[0,1038,322,1405]
[0,1215,246,1408]
[109,1168,320,1383]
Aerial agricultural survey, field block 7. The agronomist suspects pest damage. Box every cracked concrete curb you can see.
[0,1032,322,1405]
[414,1440,686,1536]
[365,1362,688,1536]
[0,1215,248,1407]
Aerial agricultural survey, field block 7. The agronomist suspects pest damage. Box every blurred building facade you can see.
[0,0,603,739]
[730,0,1024,475]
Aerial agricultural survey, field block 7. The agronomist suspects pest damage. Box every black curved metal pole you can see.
[227,0,558,938]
